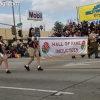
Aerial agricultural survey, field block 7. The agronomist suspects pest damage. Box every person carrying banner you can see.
[88,29,100,58]
[72,30,85,58]
[0,36,11,74]
[24,28,43,71]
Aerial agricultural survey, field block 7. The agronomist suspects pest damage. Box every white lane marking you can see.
[55,92,74,95]
[0,86,74,95]
[65,61,100,66]
[65,63,89,66]
[82,61,100,64]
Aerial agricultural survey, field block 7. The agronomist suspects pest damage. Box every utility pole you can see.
[76,6,79,24]
[44,24,45,31]
[0,23,17,27]
[18,3,23,41]
[12,0,17,41]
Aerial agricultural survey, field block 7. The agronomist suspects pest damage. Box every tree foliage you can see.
[40,25,43,31]
[52,21,64,32]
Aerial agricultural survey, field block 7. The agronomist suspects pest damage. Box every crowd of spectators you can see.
[49,21,100,39]
[6,42,29,58]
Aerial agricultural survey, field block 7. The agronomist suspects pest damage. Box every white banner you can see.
[39,37,88,60]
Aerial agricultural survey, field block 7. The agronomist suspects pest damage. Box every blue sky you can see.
[0,0,100,31]
[0,1,32,14]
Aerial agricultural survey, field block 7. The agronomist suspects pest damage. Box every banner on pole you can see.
[39,37,88,60]
[78,2,100,22]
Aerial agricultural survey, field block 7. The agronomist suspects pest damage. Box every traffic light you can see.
[11,26,16,35]
[13,37,17,41]
[18,30,22,37]
[13,37,15,41]
[19,39,23,42]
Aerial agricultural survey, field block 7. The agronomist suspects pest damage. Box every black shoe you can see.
[81,55,85,58]
[24,65,30,71]
[6,70,11,74]
[38,67,43,71]
[95,56,100,58]
[88,54,91,58]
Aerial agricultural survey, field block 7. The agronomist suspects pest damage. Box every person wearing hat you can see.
[88,29,100,58]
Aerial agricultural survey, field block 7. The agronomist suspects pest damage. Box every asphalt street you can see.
[0,55,100,100]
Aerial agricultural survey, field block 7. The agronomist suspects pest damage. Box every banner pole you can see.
[76,6,79,24]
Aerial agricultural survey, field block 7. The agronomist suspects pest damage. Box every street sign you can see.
[17,23,22,27]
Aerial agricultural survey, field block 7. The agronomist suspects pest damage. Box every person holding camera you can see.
[88,29,100,58]
[24,28,43,71]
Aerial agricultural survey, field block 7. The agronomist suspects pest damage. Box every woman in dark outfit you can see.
[0,36,11,74]
[24,28,43,71]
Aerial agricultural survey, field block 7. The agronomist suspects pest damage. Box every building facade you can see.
[0,28,54,45]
